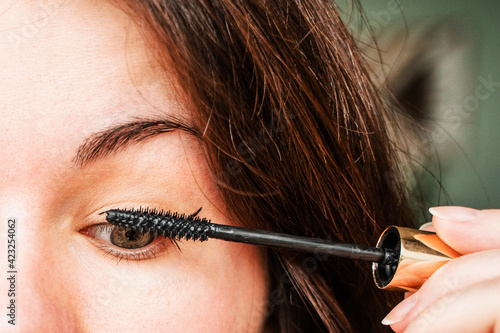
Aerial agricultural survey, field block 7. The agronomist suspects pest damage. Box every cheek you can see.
[68,242,269,333]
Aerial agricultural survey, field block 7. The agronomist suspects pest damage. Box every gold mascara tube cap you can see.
[372,226,461,292]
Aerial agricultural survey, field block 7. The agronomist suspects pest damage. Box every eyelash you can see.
[81,223,178,263]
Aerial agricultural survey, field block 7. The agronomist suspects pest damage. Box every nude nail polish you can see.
[381,293,418,326]
[429,206,479,222]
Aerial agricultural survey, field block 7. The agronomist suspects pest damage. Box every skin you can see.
[0,1,269,332]
[1,2,498,333]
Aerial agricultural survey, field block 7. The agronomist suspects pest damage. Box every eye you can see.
[109,226,154,249]
[80,223,173,262]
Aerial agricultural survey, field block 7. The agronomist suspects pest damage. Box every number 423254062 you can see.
[7,219,16,270]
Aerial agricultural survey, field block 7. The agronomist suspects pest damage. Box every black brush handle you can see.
[210,224,388,262]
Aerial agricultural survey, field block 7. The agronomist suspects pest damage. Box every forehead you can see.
[0,1,182,189]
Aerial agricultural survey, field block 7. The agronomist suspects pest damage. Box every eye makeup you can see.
[80,223,174,262]
[102,207,462,292]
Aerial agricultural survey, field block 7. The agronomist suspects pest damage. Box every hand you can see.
[382,206,500,333]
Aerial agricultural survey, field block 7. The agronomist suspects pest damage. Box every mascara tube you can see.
[373,226,461,292]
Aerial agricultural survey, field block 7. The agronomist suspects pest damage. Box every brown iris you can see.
[110,227,155,249]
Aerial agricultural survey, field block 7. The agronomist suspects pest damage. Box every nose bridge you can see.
[0,98,83,330]
[0,202,80,332]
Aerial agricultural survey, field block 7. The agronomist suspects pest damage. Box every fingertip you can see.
[428,207,500,254]
[381,293,418,328]
[428,206,479,222]
[419,222,435,232]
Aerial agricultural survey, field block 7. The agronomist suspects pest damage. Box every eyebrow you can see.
[73,117,200,167]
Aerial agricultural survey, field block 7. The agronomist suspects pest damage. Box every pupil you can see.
[125,229,137,241]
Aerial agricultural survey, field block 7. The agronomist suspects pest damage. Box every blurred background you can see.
[340,0,500,214]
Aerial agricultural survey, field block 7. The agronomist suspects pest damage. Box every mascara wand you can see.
[104,208,461,292]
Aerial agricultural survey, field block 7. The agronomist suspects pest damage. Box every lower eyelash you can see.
[91,237,172,263]
[83,224,179,263]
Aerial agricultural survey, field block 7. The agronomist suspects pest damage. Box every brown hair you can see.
[114,1,415,332]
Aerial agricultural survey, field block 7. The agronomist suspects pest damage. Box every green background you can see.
[344,0,500,210]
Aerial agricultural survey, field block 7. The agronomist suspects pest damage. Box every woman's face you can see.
[0,1,269,332]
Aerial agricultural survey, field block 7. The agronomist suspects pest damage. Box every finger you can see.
[383,249,500,332]
[418,222,435,232]
[404,277,500,333]
[430,206,500,254]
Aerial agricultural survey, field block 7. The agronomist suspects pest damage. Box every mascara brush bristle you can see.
[104,208,213,241]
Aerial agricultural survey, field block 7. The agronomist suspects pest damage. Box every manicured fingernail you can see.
[419,222,435,232]
[429,206,479,222]
[381,293,418,326]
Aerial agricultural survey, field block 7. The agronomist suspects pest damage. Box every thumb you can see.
[429,206,500,254]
